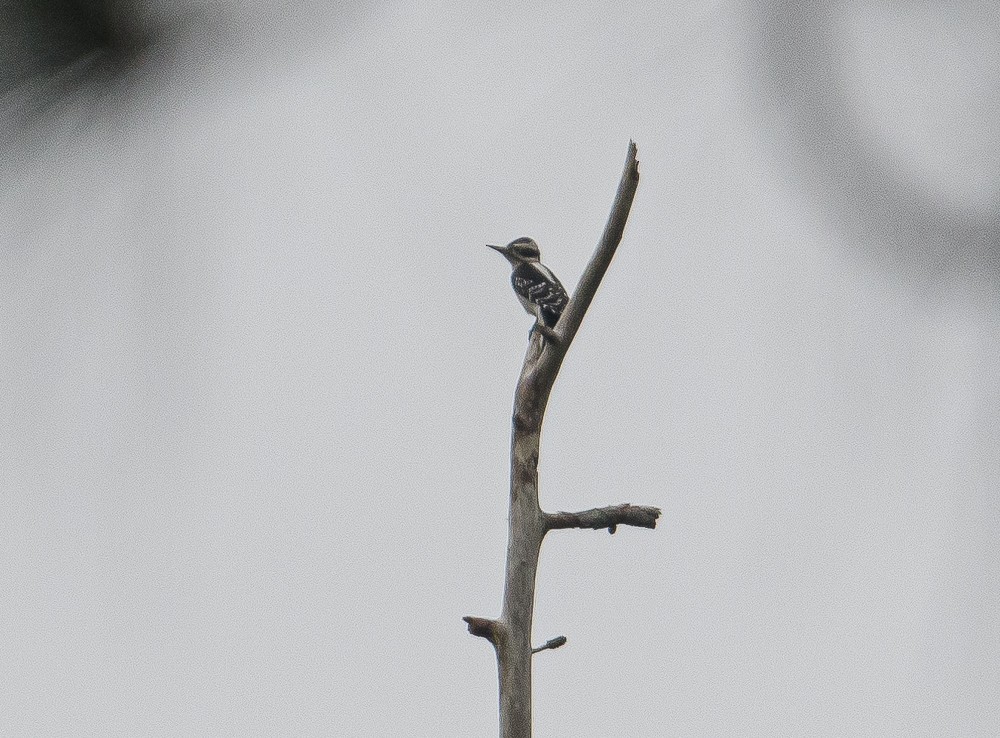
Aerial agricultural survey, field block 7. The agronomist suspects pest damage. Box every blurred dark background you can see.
[1,0,155,89]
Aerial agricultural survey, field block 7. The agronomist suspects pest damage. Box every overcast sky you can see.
[2,1,999,735]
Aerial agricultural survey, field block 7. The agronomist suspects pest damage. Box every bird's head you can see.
[487,237,541,265]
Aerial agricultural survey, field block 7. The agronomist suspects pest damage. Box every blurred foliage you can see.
[1,0,151,92]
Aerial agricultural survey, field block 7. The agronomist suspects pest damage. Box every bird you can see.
[487,237,569,344]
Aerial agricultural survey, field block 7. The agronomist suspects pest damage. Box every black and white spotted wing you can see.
[511,261,569,328]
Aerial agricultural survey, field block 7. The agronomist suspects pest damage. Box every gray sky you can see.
[2,1,999,735]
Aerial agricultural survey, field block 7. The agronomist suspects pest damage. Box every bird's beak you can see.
[486,244,506,254]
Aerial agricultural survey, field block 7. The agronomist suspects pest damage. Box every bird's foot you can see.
[531,324,562,346]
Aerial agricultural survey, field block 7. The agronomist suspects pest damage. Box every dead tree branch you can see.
[463,616,500,644]
[531,636,567,654]
[545,503,662,533]
[465,141,655,738]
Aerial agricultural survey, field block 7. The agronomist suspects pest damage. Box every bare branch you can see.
[467,142,649,738]
[545,504,662,533]
[554,139,640,350]
[531,636,567,654]
[463,616,501,645]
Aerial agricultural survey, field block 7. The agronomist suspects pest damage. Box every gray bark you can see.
[465,141,659,738]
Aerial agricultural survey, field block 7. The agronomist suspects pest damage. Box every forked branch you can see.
[465,142,654,738]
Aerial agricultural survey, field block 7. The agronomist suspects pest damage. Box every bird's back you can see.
[511,262,568,328]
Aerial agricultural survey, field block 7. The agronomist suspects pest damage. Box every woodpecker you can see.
[487,237,569,343]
